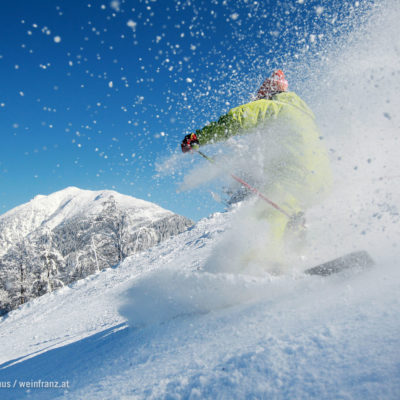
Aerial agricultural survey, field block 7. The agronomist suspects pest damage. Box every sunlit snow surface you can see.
[0,198,399,399]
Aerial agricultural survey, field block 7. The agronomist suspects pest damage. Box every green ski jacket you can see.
[194,91,332,211]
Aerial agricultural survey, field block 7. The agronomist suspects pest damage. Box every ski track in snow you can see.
[0,205,399,399]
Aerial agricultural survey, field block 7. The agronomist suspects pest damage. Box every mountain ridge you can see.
[0,187,175,253]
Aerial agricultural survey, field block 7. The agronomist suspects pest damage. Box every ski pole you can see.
[196,150,292,219]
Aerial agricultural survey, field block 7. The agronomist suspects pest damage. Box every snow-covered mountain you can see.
[0,187,193,314]
[0,204,398,399]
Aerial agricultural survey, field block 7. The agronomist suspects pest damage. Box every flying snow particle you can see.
[110,0,120,12]
[186,77,193,83]
[53,36,61,43]
[19,91,25,96]
[127,20,137,31]
[315,6,324,16]
[190,44,197,51]
[383,112,391,120]
[108,81,113,88]
[230,13,239,20]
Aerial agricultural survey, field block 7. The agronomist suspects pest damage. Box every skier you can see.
[181,70,332,267]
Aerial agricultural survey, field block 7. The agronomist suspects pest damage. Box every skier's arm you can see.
[181,100,281,151]
[181,113,241,152]
[195,100,284,145]
[194,113,241,146]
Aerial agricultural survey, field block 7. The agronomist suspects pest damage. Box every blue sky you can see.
[0,0,371,220]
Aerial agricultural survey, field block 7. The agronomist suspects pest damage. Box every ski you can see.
[304,250,374,277]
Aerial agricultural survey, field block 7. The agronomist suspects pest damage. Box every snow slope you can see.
[0,203,399,399]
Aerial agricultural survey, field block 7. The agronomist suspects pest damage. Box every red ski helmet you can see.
[256,69,288,100]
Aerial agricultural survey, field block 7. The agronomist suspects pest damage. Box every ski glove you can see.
[181,133,199,153]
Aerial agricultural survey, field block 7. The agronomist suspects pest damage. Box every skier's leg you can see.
[264,192,307,268]
[264,209,288,268]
